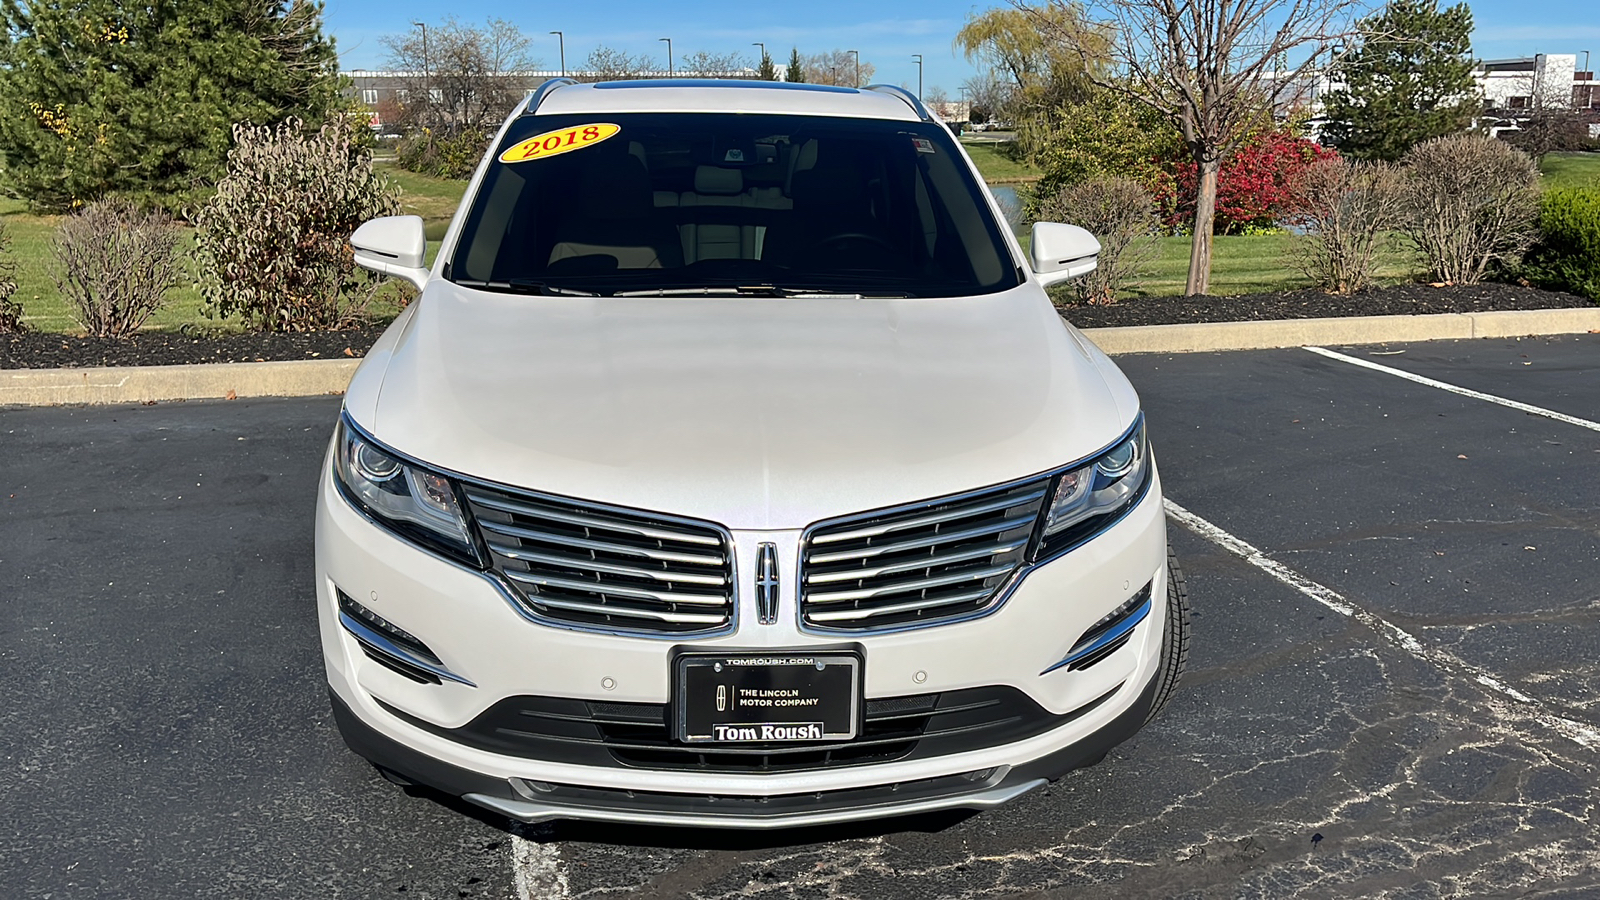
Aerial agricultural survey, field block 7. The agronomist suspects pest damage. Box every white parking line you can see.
[512,827,569,900]
[1165,499,1600,750]
[1302,345,1600,433]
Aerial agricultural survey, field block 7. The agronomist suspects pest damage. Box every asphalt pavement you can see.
[3,333,1597,898]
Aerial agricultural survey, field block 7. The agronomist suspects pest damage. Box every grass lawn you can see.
[959,140,1042,182]
[377,162,466,246]
[1539,152,1600,189]
[1130,232,1417,298]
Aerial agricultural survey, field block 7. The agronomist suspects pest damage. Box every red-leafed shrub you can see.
[1160,130,1337,234]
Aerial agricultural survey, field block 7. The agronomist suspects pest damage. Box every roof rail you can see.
[523,77,579,115]
[864,84,933,123]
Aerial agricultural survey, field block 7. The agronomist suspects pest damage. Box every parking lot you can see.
[3,333,1597,898]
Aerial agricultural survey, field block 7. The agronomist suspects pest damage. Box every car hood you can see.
[348,281,1137,530]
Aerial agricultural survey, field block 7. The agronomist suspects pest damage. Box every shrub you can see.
[1160,129,1336,234]
[50,199,179,337]
[1400,134,1539,285]
[1287,158,1405,294]
[0,219,22,333]
[1521,187,1600,301]
[195,116,401,332]
[1033,177,1160,305]
[394,127,490,180]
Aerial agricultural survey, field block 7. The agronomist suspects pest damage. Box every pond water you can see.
[990,185,1024,231]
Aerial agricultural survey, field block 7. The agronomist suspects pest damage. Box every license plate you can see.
[675,653,861,743]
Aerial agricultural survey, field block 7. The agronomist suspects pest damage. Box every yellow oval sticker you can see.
[499,123,621,163]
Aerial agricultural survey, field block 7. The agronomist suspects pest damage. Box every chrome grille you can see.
[463,485,734,634]
[800,478,1049,631]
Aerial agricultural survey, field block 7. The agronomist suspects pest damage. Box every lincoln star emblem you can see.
[756,542,780,625]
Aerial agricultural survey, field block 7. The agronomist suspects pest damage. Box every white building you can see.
[1477,54,1594,111]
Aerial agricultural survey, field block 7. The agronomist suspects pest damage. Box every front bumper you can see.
[316,457,1169,828]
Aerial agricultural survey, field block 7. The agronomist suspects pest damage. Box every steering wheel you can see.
[815,232,897,255]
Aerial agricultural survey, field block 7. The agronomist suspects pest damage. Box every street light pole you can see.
[412,21,429,125]
[550,31,565,77]
[912,54,923,97]
[659,37,673,76]
[753,42,765,78]
[848,49,859,87]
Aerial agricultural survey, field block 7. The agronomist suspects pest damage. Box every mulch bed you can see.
[0,326,388,370]
[1,284,1592,369]
[1059,282,1593,329]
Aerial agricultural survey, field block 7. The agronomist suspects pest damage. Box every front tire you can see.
[1145,547,1191,723]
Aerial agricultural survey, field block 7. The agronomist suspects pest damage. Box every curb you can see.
[1077,307,1600,355]
[2,307,1597,408]
[1,358,359,408]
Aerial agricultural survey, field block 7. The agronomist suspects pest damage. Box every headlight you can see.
[1035,416,1151,560]
[333,417,481,566]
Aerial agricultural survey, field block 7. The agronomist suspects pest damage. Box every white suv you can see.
[318,78,1189,829]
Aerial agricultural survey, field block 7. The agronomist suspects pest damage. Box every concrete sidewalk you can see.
[3,307,1597,408]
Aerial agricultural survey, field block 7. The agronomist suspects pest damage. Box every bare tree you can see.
[1503,63,1589,162]
[679,50,750,76]
[584,46,655,80]
[485,18,534,75]
[803,50,875,87]
[382,17,539,133]
[1030,0,1363,294]
[962,71,1011,123]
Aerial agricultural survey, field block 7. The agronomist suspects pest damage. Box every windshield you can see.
[445,112,1021,298]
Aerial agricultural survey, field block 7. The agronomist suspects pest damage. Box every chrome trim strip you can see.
[502,570,728,605]
[805,563,1020,605]
[463,777,1044,830]
[476,520,723,566]
[807,516,1037,564]
[339,611,477,687]
[485,542,727,586]
[810,488,1046,544]
[522,594,728,625]
[466,491,723,546]
[805,540,1028,584]
[806,587,997,623]
[1039,597,1152,676]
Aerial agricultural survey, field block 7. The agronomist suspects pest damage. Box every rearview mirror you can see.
[351,215,429,290]
[1030,222,1100,289]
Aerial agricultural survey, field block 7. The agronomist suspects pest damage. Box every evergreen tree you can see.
[1320,0,1478,162]
[785,48,805,83]
[757,50,777,81]
[0,0,343,213]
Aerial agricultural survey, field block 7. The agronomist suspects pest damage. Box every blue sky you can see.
[324,0,1592,96]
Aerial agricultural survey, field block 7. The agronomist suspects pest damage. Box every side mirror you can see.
[1030,222,1100,288]
[351,215,429,291]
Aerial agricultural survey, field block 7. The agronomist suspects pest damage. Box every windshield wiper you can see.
[455,278,599,297]
[613,285,909,298]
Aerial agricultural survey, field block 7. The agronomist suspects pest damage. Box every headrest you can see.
[694,166,743,195]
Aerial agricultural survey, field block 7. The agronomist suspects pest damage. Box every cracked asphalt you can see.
[3,333,1597,898]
